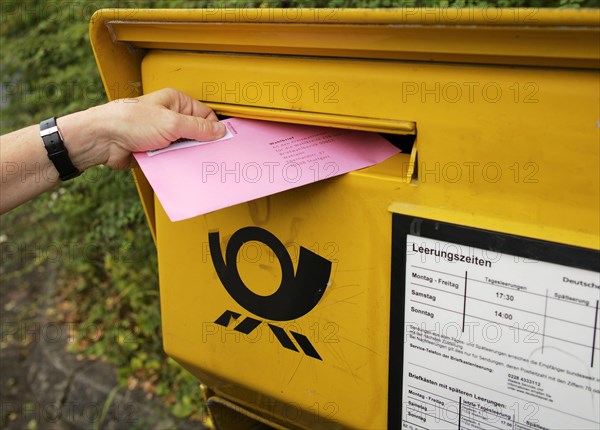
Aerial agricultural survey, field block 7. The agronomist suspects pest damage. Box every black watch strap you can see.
[40,117,81,181]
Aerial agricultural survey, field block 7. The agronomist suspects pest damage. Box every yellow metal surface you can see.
[109,20,599,68]
[207,396,292,430]
[200,103,415,135]
[90,8,600,430]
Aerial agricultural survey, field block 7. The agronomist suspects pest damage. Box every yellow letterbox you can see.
[90,8,600,430]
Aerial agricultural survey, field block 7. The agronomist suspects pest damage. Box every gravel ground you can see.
[0,261,74,430]
[0,242,202,430]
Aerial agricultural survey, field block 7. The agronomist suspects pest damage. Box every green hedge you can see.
[1,0,597,421]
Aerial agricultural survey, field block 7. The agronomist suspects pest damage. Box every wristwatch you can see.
[39,117,81,181]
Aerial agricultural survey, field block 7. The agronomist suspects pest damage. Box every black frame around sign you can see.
[387,213,600,429]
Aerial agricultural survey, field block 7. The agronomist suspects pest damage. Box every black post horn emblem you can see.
[209,227,332,321]
[208,227,333,360]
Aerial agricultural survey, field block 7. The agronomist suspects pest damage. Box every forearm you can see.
[0,109,102,214]
[1,124,60,213]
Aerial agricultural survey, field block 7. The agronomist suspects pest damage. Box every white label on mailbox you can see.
[401,234,600,430]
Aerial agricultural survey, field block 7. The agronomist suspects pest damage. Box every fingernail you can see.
[213,122,225,133]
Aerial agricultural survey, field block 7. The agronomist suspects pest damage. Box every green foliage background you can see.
[1,0,597,420]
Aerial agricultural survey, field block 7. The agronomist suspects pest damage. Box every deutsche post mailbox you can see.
[90,8,600,430]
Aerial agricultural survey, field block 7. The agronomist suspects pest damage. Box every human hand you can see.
[59,88,226,170]
[0,88,225,214]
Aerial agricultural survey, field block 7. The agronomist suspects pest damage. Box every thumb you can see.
[171,113,226,142]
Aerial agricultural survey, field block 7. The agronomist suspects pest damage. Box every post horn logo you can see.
[209,227,333,360]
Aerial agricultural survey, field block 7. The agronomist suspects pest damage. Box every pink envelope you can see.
[134,118,400,222]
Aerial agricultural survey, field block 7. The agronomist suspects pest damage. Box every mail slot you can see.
[90,8,600,430]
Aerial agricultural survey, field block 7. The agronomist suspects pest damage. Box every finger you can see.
[110,154,136,171]
[206,111,219,122]
[144,88,216,119]
[122,154,136,170]
[170,112,226,141]
[185,97,218,119]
